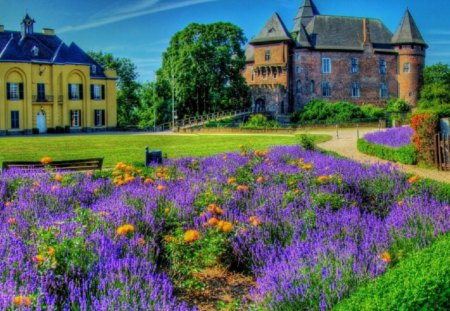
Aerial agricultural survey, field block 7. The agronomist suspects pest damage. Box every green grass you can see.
[0,133,331,168]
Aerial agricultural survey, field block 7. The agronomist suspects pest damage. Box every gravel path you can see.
[301,127,449,184]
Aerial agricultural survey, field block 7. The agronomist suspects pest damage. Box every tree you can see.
[157,22,250,120]
[88,51,141,126]
[419,63,450,108]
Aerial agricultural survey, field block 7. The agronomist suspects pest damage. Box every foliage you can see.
[88,51,141,127]
[419,63,450,108]
[204,116,236,128]
[360,104,385,119]
[357,138,417,165]
[386,97,410,113]
[157,22,250,120]
[334,233,450,311]
[294,100,382,124]
[240,114,280,129]
[411,112,439,165]
[299,134,316,151]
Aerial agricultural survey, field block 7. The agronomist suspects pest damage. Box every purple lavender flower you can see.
[364,126,414,147]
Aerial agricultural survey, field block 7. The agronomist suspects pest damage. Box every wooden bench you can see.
[2,158,104,172]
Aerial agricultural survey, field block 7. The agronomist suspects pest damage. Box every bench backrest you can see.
[2,158,104,171]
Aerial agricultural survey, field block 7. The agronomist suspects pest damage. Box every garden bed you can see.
[1,146,448,310]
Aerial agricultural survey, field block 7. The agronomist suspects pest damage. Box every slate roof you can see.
[250,13,293,44]
[244,44,254,62]
[305,16,394,51]
[392,9,427,46]
[0,18,107,78]
[292,0,320,33]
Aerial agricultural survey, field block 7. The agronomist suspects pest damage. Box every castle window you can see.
[296,80,302,94]
[70,110,81,127]
[351,58,359,73]
[296,53,301,61]
[37,83,46,101]
[403,63,410,73]
[7,83,24,100]
[322,58,331,74]
[91,65,97,74]
[69,84,83,100]
[94,109,106,127]
[31,46,39,57]
[91,84,105,100]
[310,80,315,94]
[322,81,331,97]
[265,50,271,62]
[379,59,387,74]
[380,83,388,98]
[351,82,360,98]
[11,111,19,129]
[296,66,301,74]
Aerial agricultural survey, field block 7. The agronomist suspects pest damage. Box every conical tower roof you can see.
[293,0,320,33]
[296,23,312,48]
[250,12,293,44]
[392,9,427,46]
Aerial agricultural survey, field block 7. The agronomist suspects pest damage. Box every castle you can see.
[243,0,427,115]
[0,15,117,135]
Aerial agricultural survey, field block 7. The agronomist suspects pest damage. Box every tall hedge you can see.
[357,138,417,164]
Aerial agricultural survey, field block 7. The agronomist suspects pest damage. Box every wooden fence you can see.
[435,132,450,171]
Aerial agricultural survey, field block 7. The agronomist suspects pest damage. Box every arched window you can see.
[296,80,301,94]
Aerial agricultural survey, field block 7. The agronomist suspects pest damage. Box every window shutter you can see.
[101,85,105,100]
[19,83,24,100]
[90,85,94,99]
[79,84,83,100]
[102,110,105,126]
[7,83,10,100]
[78,110,82,126]
[68,84,72,100]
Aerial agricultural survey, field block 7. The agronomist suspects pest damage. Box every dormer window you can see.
[31,46,39,57]
[91,65,97,74]
[268,27,275,34]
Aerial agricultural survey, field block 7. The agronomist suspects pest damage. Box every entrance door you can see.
[37,111,47,133]
[255,98,265,112]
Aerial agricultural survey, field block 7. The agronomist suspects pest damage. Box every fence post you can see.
[336,124,339,139]
[357,124,359,139]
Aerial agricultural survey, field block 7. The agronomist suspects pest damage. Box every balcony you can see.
[32,95,54,102]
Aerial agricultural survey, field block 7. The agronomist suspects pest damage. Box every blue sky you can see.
[1,0,449,81]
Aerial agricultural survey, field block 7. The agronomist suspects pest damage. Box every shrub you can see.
[411,112,439,165]
[32,128,39,134]
[241,114,280,129]
[386,97,410,113]
[357,138,417,164]
[334,233,450,311]
[299,134,315,151]
[360,104,385,119]
[47,127,55,134]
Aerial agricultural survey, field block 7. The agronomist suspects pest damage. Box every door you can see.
[37,111,46,133]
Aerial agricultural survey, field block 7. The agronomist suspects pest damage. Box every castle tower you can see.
[20,13,35,37]
[392,9,427,106]
[292,0,320,35]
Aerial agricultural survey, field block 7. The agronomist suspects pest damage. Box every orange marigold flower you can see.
[164,235,177,243]
[156,185,165,191]
[408,175,420,184]
[33,255,45,264]
[116,224,135,236]
[7,218,17,225]
[54,173,63,182]
[227,177,237,184]
[381,251,392,263]
[301,164,313,170]
[208,217,219,226]
[32,181,40,187]
[164,208,170,214]
[184,229,201,243]
[136,238,146,246]
[217,220,233,232]
[256,176,264,183]
[222,155,228,160]
[248,216,261,227]
[317,175,330,183]
[97,211,109,217]
[13,296,32,307]
[47,247,55,256]
[207,203,218,212]
[112,170,122,176]
[237,185,249,192]
[5,201,11,207]
[398,201,404,207]
[40,156,52,165]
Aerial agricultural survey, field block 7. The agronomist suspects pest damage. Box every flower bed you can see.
[1,146,448,310]
[357,127,417,164]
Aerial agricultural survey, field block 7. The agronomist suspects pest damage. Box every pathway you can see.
[301,127,449,184]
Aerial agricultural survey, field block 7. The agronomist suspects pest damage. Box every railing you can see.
[32,95,54,102]
[435,132,450,171]
[150,108,252,132]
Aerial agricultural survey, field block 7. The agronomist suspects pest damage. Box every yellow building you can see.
[0,14,117,135]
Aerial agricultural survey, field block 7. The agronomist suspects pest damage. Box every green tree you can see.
[88,51,141,127]
[419,63,450,108]
[157,22,250,120]
[136,81,165,129]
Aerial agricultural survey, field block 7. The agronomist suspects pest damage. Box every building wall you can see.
[0,62,117,134]
[396,44,425,106]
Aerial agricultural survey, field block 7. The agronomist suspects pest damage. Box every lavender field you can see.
[1,145,449,310]
[364,126,414,148]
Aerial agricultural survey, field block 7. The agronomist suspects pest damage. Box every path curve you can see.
[301,127,449,184]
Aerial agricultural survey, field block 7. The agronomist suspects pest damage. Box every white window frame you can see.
[322,81,331,97]
[92,85,102,100]
[380,83,388,98]
[70,110,81,127]
[264,50,271,62]
[69,84,80,100]
[322,58,331,74]
[351,82,360,98]
[403,63,410,73]
[351,58,359,73]
[379,59,387,74]
[94,109,105,127]
[9,83,20,100]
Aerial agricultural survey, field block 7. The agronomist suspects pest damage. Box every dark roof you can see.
[295,23,312,48]
[250,13,293,44]
[244,45,254,62]
[305,16,393,50]
[0,19,107,78]
[292,0,320,33]
[392,9,427,46]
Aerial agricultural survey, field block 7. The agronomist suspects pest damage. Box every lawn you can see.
[0,133,330,168]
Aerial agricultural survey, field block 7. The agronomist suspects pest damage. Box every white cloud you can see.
[57,0,221,34]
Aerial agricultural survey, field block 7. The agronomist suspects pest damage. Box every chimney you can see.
[0,25,4,32]
[43,28,55,35]
[363,18,370,44]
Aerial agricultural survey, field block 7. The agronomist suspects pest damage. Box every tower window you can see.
[296,53,301,61]
[351,82,360,98]
[351,58,359,73]
[264,50,271,62]
[310,80,315,94]
[322,58,331,74]
[322,81,331,97]
[379,59,387,74]
[296,80,302,94]
[296,66,301,74]
[403,63,410,73]
[380,83,388,98]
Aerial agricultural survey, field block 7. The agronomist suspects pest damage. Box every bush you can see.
[386,97,410,113]
[204,116,236,128]
[411,112,439,165]
[55,126,64,133]
[357,138,417,164]
[360,104,385,119]
[32,128,39,135]
[299,134,315,151]
[241,114,280,129]
[334,233,450,311]
[47,127,55,134]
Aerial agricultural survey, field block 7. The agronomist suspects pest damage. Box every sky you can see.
[0,0,449,82]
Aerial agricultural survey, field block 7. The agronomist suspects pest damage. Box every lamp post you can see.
[152,71,157,131]
[169,53,175,131]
